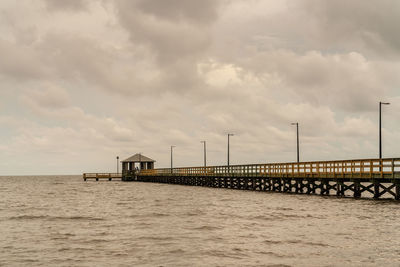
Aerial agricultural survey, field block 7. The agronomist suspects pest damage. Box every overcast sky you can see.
[1,0,400,175]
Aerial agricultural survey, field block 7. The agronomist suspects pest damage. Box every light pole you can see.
[291,123,299,163]
[200,141,206,169]
[227,133,234,167]
[139,152,142,170]
[171,146,175,173]
[379,101,390,159]
[116,156,119,174]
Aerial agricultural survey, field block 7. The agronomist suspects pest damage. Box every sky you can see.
[1,0,400,175]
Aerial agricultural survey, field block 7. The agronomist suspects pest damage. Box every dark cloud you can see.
[43,0,89,12]
[134,0,220,25]
[0,39,48,80]
[115,0,221,62]
[114,0,223,94]
[295,0,400,58]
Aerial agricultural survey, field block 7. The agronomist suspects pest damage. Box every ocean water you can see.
[1,176,400,267]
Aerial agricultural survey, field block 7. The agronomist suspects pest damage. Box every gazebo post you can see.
[120,153,156,181]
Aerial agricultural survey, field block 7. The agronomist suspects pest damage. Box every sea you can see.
[1,175,400,267]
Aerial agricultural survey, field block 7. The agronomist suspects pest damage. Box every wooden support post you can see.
[396,182,400,201]
[282,179,289,192]
[319,181,325,195]
[310,180,316,194]
[326,181,331,195]
[295,179,300,193]
[354,181,361,198]
[319,180,326,195]
[244,177,248,190]
[336,181,341,196]
[267,178,272,191]
[374,181,380,199]
[271,178,276,191]
[305,180,311,194]
[301,179,307,194]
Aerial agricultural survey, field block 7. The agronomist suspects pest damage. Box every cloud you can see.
[133,0,220,25]
[21,84,70,110]
[0,39,48,80]
[291,0,400,58]
[43,0,89,12]
[114,0,223,93]
[240,50,386,112]
[0,0,400,175]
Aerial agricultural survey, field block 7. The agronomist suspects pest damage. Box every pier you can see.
[83,173,122,181]
[83,157,400,200]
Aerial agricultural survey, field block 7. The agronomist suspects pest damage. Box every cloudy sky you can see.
[1,0,399,175]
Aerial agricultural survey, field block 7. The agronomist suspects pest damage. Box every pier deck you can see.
[139,158,400,179]
[136,158,400,200]
[83,173,122,181]
[84,158,400,200]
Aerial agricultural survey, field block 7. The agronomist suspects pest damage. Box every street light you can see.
[379,101,390,159]
[291,123,299,163]
[116,156,119,174]
[138,152,142,171]
[227,133,234,167]
[200,141,206,169]
[171,146,175,173]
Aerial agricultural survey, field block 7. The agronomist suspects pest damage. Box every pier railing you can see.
[83,173,122,181]
[139,158,400,179]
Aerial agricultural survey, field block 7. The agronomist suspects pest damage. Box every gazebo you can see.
[121,154,155,173]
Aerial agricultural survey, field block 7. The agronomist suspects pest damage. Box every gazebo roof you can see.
[121,154,155,163]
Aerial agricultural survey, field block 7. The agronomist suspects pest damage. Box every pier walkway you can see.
[136,158,400,200]
[83,173,122,181]
[83,158,400,200]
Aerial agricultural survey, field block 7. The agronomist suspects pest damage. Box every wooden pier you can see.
[83,158,400,200]
[83,173,122,181]
[134,158,400,200]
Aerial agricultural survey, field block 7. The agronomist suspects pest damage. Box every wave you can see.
[190,225,222,231]
[251,213,322,221]
[263,239,330,247]
[8,215,104,221]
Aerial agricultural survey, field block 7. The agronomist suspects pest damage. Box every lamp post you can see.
[379,102,390,159]
[227,133,234,167]
[139,152,142,170]
[116,156,119,174]
[171,146,175,174]
[291,123,299,163]
[200,141,206,169]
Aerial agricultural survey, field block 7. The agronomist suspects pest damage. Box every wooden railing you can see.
[83,173,122,179]
[139,158,400,179]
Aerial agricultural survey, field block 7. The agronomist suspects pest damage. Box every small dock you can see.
[83,154,154,182]
[83,173,122,181]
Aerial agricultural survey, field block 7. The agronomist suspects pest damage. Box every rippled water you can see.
[1,176,400,266]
